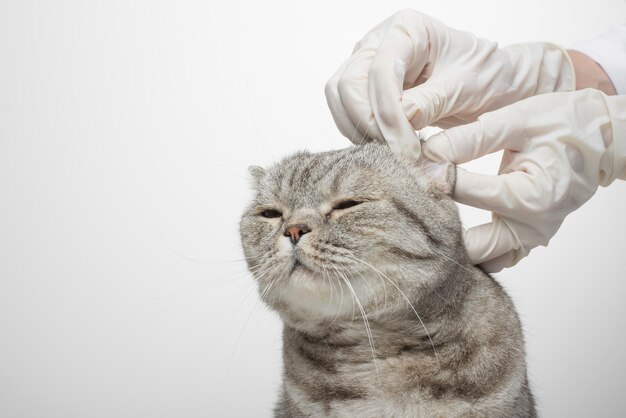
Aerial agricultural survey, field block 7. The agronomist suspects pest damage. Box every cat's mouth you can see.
[289,258,314,275]
[288,249,317,275]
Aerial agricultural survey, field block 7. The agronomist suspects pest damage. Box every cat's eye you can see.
[332,200,363,211]
[259,209,282,218]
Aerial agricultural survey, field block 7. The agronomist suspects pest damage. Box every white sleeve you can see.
[570,24,626,95]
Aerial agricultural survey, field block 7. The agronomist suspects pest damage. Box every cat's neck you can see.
[281,265,479,365]
[283,315,446,365]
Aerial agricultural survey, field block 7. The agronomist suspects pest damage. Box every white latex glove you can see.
[423,89,626,272]
[325,9,575,159]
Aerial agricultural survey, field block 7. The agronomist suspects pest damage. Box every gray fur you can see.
[240,144,535,417]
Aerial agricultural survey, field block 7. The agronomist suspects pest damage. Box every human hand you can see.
[325,9,575,159]
[423,89,626,272]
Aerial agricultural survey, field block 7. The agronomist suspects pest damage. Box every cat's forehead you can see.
[258,146,399,206]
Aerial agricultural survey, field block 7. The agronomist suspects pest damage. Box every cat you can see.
[239,143,535,417]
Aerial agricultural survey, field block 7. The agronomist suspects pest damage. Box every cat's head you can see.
[240,143,467,329]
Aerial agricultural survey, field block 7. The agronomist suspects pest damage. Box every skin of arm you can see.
[567,50,617,95]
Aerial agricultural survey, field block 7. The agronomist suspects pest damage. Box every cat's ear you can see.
[417,158,456,195]
[248,165,266,189]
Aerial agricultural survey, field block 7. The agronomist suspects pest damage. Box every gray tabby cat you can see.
[240,143,535,417]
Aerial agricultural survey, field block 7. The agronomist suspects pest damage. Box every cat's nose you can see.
[284,224,311,245]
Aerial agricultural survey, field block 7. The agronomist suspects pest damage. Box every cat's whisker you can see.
[324,266,345,328]
[161,234,262,265]
[155,275,250,300]
[361,122,372,144]
[330,262,382,387]
[259,271,280,300]
[337,263,426,414]
[335,266,347,323]
[250,264,277,279]
[224,288,266,384]
[322,265,335,318]
[322,266,340,324]
[367,231,454,305]
[248,256,287,280]
[206,279,258,355]
[348,262,378,312]
[225,263,287,385]
[160,235,210,263]
[235,262,275,279]
[155,261,271,300]
[350,118,362,145]
[199,254,265,265]
[221,255,263,263]
[347,255,441,366]
[347,262,387,314]
[429,247,475,275]
[216,267,278,336]
[337,267,346,321]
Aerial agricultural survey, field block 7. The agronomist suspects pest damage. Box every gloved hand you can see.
[325,9,575,159]
[423,89,626,272]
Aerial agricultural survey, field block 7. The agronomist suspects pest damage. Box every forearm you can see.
[567,49,617,95]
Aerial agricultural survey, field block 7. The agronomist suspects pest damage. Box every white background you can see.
[1,1,626,417]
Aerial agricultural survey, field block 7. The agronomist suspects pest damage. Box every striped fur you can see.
[240,144,535,417]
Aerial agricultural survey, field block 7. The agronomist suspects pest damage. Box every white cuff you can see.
[605,95,626,183]
[570,24,626,95]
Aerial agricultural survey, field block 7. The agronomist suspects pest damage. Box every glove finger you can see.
[453,168,542,218]
[368,22,427,157]
[464,219,523,267]
[423,112,526,164]
[401,81,448,130]
[325,59,371,144]
[422,122,481,164]
[335,49,385,143]
[479,251,521,273]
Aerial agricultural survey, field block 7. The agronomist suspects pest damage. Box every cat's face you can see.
[240,144,464,326]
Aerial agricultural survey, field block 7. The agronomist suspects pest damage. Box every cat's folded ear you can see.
[248,165,266,189]
[416,158,456,195]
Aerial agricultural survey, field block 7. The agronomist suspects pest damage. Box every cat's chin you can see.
[270,269,379,320]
